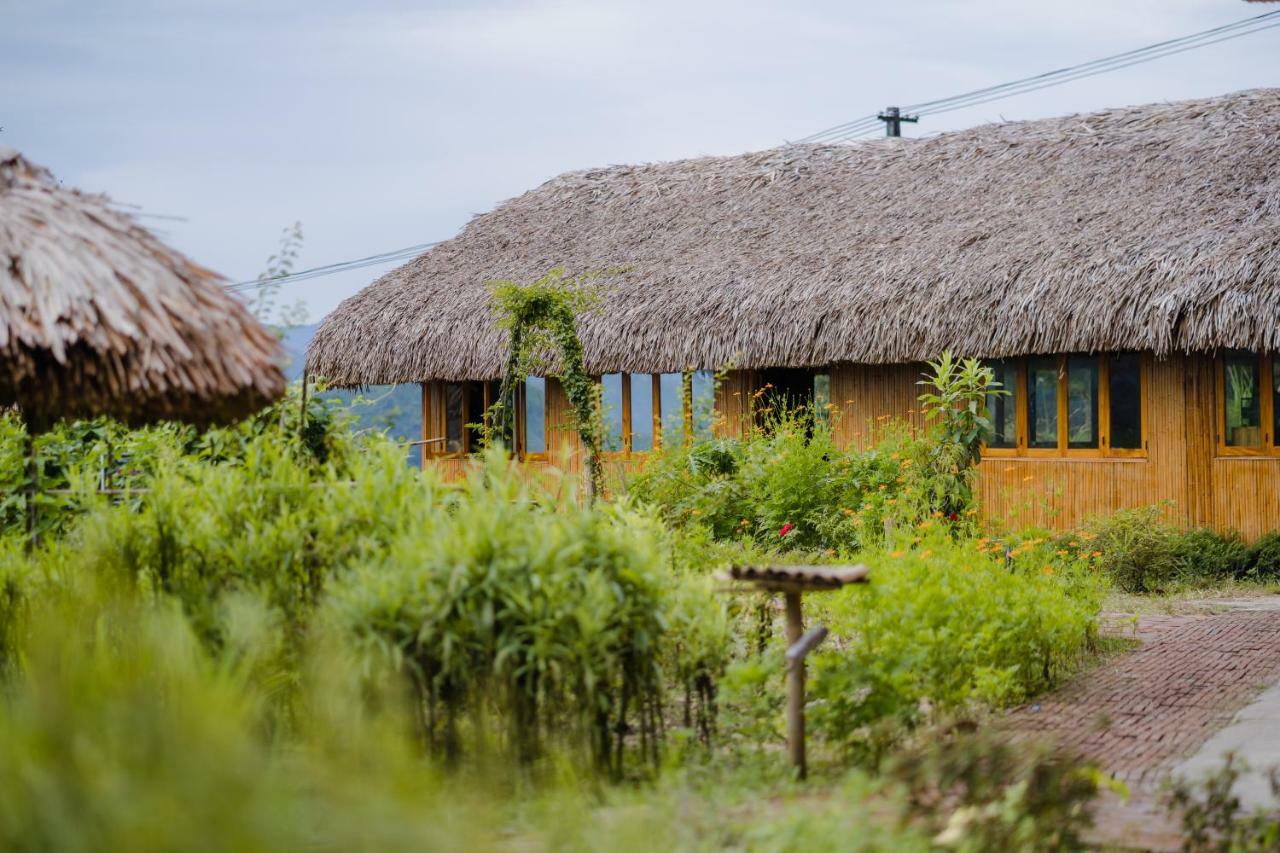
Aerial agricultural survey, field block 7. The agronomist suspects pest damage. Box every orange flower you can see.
[1042,566,1054,576]
[920,549,933,558]
[890,550,905,558]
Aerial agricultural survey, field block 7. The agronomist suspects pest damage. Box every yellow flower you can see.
[889,452,900,460]
[1042,566,1054,576]
[740,519,750,527]
[878,484,887,491]
[902,458,914,468]
[691,509,702,516]
[920,549,933,558]
[932,510,944,519]
[886,498,898,506]
[841,508,855,516]
[919,520,933,529]
[1056,549,1068,557]
[1091,550,1103,558]
[890,550,905,558]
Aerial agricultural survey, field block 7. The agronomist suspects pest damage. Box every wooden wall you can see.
[422,356,1280,537]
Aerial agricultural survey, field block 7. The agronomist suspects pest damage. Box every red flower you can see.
[947,512,960,522]
[779,522,795,537]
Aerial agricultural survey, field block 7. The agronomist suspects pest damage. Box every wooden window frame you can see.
[981,360,1024,458]
[1215,352,1278,458]
[982,354,1148,460]
[517,377,550,462]
[599,372,691,459]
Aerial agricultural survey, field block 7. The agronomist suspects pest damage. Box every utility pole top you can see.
[877,106,919,138]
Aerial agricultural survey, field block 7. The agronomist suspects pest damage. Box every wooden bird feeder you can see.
[725,563,870,779]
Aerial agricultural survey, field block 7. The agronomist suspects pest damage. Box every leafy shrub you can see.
[0,383,354,541]
[889,728,1102,851]
[1084,505,1179,593]
[633,410,951,553]
[808,533,1101,758]
[41,427,427,652]
[1166,753,1280,852]
[326,452,724,773]
[1172,528,1252,584]
[0,590,505,852]
[632,355,993,554]
[1248,531,1280,580]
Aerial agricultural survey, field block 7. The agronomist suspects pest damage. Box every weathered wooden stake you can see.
[299,369,309,439]
[784,590,806,778]
[24,428,37,551]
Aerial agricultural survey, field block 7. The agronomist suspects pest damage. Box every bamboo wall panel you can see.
[1183,355,1217,528]
[1210,459,1280,538]
[715,370,756,439]
[830,363,928,449]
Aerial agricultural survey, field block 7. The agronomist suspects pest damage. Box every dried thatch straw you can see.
[0,148,285,428]
[308,88,1280,385]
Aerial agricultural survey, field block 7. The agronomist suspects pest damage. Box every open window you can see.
[423,379,508,458]
[595,371,720,456]
[982,353,1147,458]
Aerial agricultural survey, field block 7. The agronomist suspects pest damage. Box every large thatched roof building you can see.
[309,89,1280,536]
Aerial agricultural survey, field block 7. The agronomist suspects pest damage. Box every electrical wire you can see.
[226,241,441,292]
[793,9,1280,144]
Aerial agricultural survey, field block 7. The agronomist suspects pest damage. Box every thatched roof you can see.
[308,88,1280,385]
[0,148,285,428]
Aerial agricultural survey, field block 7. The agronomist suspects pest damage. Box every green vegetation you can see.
[2,351,1203,850]
[1079,505,1280,594]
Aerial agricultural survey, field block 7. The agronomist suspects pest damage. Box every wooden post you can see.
[24,427,38,551]
[299,369,309,440]
[784,590,805,778]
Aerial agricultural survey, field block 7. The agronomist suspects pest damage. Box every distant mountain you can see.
[280,323,423,466]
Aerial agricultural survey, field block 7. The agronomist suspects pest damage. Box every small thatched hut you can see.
[0,148,285,428]
[308,88,1280,535]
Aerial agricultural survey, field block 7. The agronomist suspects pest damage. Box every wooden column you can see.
[784,590,805,779]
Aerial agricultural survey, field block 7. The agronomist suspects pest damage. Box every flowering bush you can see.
[807,530,1102,759]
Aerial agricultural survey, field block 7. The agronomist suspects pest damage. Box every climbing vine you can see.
[489,268,606,500]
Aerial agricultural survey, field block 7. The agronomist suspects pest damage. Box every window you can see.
[443,383,465,454]
[601,373,625,452]
[1027,356,1059,450]
[1108,353,1143,450]
[986,360,1018,449]
[1066,356,1099,449]
[426,380,503,457]
[982,354,1146,458]
[595,372,716,456]
[691,370,715,443]
[523,376,546,456]
[659,373,685,444]
[1217,352,1278,456]
[629,373,655,452]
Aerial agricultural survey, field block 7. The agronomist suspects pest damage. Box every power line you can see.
[794,9,1280,143]
[226,241,441,292]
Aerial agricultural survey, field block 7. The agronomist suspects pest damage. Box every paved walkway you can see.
[1003,596,1280,850]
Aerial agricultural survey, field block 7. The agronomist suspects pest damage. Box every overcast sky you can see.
[3,0,1277,322]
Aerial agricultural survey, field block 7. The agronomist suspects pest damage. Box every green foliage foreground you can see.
[0,389,1111,850]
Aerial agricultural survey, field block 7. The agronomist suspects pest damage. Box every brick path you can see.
[1003,602,1280,850]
